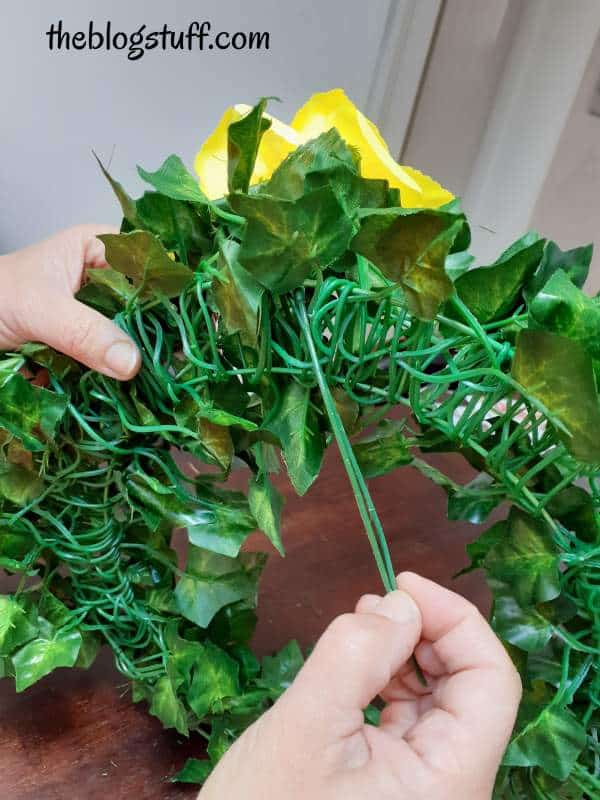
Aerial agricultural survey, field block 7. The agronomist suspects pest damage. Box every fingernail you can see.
[104,340,139,377]
[374,590,420,625]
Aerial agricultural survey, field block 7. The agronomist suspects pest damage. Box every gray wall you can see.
[0,0,391,251]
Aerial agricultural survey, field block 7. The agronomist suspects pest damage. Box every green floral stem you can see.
[294,290,396,593]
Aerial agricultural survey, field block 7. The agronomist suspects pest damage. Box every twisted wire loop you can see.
[4,264,600,784]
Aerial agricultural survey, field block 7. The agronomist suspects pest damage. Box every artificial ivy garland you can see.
[0,90,599,797]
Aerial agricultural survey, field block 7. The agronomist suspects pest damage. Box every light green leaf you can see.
[491,585,554,652]
[0,596,37,655]
[512,329,600,463]
[187,641,240,718]
[259,640,304,694]
[13,629,82,691]
[148,675,189,736]
[484,510,560,606]
[248,471,284,555]
[265,381,325,495]
[137,154,207,204]
[175,547,266,628]
[0,374,67,452]
[529,269,600,358]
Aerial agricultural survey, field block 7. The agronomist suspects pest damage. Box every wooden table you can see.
[0,447,490,800]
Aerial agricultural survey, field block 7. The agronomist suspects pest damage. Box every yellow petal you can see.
[291,88,453,209]
[194,104,302,200]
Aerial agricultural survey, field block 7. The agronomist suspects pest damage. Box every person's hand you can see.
[0,225,140,379]
[200,573,522,800]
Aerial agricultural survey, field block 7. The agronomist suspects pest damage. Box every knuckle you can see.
[325,612,386,653]
[63,315,97,359]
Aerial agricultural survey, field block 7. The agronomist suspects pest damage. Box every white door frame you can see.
[462,0,600,261]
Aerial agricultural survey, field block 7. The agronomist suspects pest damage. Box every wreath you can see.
[1,90,599,797]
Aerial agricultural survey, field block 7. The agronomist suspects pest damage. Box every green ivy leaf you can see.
[352,420,412,478]
[529,269,600,358]
[454,234,545,323]
[0,596,37,655]
[13,629,82,691]
[447,474,505,524]
[99,231,193,298]
[207,718,236,763]
[0,374,67,452]
[128,474,255,558]
[230,187,355,294]
[352,208,463,320]
[136,191,211,265]
[175,395,257,433]
[259,640,304,694]
[187,640,240,718]
[546,485,599,544]
[148,674,189,736]
[456,519,507,577]
[265,381,325,496]
[524,240,592,304]
[212,239,263,346]
[491,584,554,652]
[171,758,212,785]
[512,329,600,464]
[227,98,271,194]
[175,547,266,628]
[484,510,560,606]
[94,152,141,227]
[503,684,586,780]
[137,154,208,204]
[264,128,389,214]
[248,471,284,555]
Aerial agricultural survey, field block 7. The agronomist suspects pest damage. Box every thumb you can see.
[26,292,141,380]
[284,591,422,735]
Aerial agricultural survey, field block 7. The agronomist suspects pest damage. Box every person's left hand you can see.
[0,225,140,379]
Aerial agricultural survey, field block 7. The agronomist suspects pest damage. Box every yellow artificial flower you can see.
[194,105,301,200]
[194,89,453,208]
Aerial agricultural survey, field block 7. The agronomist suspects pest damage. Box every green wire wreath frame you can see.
[1,99,600,797]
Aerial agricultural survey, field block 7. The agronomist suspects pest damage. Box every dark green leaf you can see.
[230,187,355,294]
[227,99,271,194]
[352,420,412,478]
[525,240,592,304]
[175,547,266,628]
[491,584,554,652]
[212,239,263,346]
[546,485,599,544]
[352,208,463,319]
[94,152,140,227]
[503,684,586,780]
[456,519,507,577]
[265,382,325,495]
[484,510,560,606]
[512,329,600,463]
[454,235,545,323]
[99,231,192,298]
[447,473,505,524]
[171,758,212,785]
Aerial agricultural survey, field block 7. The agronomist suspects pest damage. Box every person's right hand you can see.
[200,572,522,800]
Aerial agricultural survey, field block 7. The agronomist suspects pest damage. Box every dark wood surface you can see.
[0,447,491,800]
